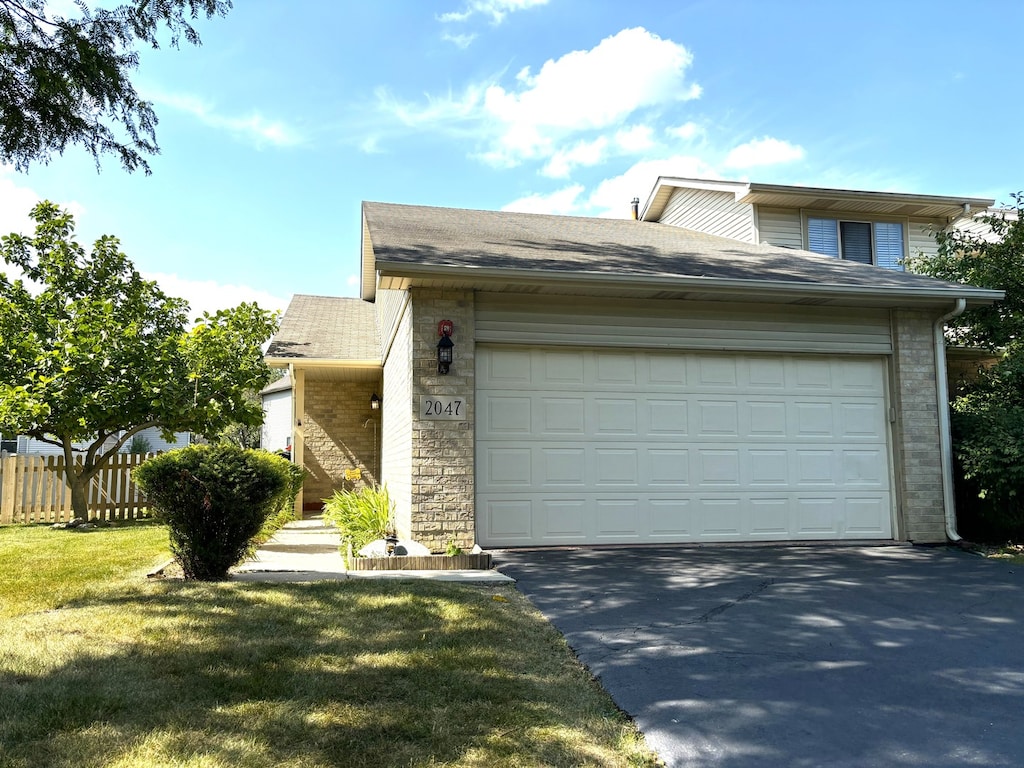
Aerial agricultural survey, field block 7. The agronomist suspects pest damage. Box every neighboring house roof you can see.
[641,177,995,222]
[361,201,1002,309]
[265,295,380,366]
[259,374,292,396]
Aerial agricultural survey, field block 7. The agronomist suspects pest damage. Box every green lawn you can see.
[0,524,660,767]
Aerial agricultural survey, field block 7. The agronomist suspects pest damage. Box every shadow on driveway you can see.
[495,545,1024,768]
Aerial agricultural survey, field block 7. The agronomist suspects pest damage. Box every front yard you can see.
[0,524,659,767]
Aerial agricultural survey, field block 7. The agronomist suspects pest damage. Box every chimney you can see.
[630,197,640,220]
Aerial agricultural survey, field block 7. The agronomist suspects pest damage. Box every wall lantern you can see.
[370,393,381,410]
[437,319,454,374]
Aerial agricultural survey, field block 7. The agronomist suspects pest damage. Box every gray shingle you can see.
[266,295,379,362]
[362,201,982,293]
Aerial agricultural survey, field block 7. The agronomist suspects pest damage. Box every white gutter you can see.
[935,298,967,541]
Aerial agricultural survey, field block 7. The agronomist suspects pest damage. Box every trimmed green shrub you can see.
[322,484,393,553]
[134,445,289,580]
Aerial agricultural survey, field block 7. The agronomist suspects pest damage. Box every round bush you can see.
[134,444,289,580]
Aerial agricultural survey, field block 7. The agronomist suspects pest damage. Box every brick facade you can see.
[301,377,383,509]
[407,288,476,552]
[890,309,946,542]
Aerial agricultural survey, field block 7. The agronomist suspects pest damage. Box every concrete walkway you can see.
[231,517,513,583]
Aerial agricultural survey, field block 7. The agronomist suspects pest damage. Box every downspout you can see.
[935,298,966,541]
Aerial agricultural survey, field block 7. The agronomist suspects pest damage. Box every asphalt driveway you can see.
[494,544,1024,768]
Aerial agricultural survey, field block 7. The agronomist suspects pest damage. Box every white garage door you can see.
[476,347,894,546]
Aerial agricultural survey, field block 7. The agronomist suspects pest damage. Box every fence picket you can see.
[0,453,154,525]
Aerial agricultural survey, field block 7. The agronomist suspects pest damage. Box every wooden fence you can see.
[0,453,155,525]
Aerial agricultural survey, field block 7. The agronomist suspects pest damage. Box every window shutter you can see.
[808,217,839,257]
[840,221,872,264]
[874,222,904,270]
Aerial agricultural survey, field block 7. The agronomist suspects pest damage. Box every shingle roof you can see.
[266,295,379,362]
[259,373,292,396]
[362,201,1001,301]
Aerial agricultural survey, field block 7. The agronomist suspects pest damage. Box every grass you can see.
[0,524,661,768]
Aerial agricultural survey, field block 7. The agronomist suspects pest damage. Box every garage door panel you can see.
[648,449,690,486]
[482,395,532,435]
[594,448,639,486]
[540,499,587,539]
[595,398,638,434]
[477,348,894,546]
[540,397,586,434]
[595,499,642,538]
[649,499,694,537]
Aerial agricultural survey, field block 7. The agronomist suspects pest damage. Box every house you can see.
[260,373,293,453]
[640,177,995,267]
[266,182,1004,552]
[0,427,189,456]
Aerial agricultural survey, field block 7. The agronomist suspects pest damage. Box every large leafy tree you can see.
[0,0,232,174]
[0,201,278,520]
[908,193,1024,539]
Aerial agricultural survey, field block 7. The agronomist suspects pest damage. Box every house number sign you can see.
[420,395,467,420]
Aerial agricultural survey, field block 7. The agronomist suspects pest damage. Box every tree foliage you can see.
[0,201,278,519]
[0,0,231,174]
[908,193,1024,540]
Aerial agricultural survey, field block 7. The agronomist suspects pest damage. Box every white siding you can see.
[381,301,414,537]
[756,207,803,248]
[376,288,409,359]
[909,219,941,260]
[658,187,755,242]
[476,294,893,355]
[261,389,292,452]
[13,428,187,455]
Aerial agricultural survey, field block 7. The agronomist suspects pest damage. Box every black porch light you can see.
[370,393,381,410]
[437,333,454,374]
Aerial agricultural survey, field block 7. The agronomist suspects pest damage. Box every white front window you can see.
[807,217,904,271]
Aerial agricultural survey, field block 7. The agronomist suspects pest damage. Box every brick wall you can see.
[408,288,476,552]
[891,310,946,542]
[302,377,382,509]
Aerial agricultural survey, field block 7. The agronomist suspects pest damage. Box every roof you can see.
[259,373,292,396]
[361,201,1003,309]
[641,177,995,223]
[265,295,380,366]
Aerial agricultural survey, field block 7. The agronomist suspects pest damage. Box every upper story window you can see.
[807,217,904,271]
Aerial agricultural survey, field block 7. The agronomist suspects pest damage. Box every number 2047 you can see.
[422,397,464,419]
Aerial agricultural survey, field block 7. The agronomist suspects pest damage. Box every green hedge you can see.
[134,445,296,580]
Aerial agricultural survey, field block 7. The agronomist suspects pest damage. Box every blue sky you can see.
[3,0,1022,319]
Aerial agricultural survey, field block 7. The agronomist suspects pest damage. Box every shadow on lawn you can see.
[0,580,648,768]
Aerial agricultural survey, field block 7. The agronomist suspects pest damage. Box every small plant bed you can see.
[347,552,493,571]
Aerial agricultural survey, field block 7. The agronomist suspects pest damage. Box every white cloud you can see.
[441,31,477,48]
[151,91,304,148]
[614,125,657,153]
[439,0,549,25]
[724,137,805,169]
[0,172,45,237]
[542,137,609,178]
[667,121,701,141]
[502,184,585,215]
[481,28,700,166]
[381,27,700,171]
[145,272,289,323]
[587,155,720,218]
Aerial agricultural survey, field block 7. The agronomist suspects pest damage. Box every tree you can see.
[908,193,1024,539]
[0,0,232,174]
[0,201,279,520]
